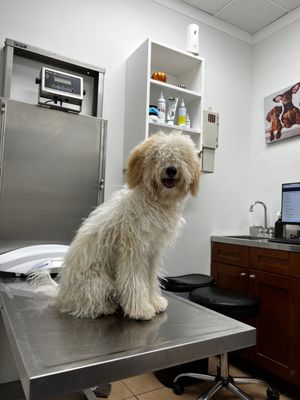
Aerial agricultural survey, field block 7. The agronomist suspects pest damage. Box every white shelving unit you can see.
[124,39,204,166]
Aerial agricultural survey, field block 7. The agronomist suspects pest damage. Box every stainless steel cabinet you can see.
[0,98,106,242]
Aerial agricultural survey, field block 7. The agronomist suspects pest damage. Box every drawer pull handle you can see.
[249,274,256,279]
[240,272,246,277]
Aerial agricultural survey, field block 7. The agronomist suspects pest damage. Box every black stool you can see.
[155,274,214,388]
[191,286,259,319]
[163,273,215,298]
[173,286,280,400]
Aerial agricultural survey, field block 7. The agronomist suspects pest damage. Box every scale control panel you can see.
[36,67,84,107]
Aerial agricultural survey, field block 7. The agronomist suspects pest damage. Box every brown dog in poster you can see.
[266,106,282,141]
[273,82,300,128]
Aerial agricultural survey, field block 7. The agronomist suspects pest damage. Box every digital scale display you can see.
[54,76,72,86]
[39,67,83,106]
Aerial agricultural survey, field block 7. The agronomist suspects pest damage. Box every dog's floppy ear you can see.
[273,95,282,103]
[291,82,300,94]
[190,161,201,196]
[126,145,145,189]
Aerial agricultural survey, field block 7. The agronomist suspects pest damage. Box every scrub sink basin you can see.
[226,235,269,240]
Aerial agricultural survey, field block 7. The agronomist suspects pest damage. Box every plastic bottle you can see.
[186,113,191,129]
[274,217,284,238]
[274,211,283,238]
[157,92,166,123]
[178,99,187,127]
[148,105,159,123]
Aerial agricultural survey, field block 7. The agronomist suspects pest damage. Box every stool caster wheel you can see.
[266,388,280,400]
[173,382,184,395]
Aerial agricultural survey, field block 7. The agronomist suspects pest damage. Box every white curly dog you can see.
[32,132,200,320]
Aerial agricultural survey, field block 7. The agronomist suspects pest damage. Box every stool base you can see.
[173,353,280,400]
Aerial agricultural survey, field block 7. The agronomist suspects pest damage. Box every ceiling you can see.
[180,0,300,34]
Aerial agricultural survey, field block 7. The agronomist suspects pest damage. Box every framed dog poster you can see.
[264,81,300,144]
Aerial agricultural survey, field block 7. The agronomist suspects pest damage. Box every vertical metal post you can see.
[96,72,105,118]
[97,119,107,205]
[0,99,7,196]
[2,43,14,98]
[220,352,229,378]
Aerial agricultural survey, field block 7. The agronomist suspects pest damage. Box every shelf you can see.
[124,38,204,165]
[150,79,202,102]
[148,121,201,149]
[148,121,201,135]
[151,41,203,77]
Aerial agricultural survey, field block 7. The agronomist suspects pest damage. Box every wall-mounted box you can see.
[202,110,219,149]
[201,110,219,172]
[201,147,215,173]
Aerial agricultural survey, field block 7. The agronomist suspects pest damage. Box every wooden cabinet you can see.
[124,39,204,167]
[211,242,247,267]
[251,270,290,379]
[211,241,300,387]
[211,263,249,291]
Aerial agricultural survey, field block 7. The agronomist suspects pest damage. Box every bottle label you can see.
[178,115,186,127]
[158,109,165,122]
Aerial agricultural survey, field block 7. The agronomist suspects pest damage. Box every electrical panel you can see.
[201,110,219,173]
[202,110,219,149]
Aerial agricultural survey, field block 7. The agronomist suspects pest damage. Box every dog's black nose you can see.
[166,166,177,177]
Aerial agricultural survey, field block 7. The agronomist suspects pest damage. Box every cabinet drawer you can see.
[249,247,289,275]
[211,242,247,266]
[212,262,248,291]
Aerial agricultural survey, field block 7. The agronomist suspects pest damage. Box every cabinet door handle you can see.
[249,274,256,279]
[240,272,246,277]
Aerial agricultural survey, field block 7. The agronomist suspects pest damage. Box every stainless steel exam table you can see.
[0,278,256,400]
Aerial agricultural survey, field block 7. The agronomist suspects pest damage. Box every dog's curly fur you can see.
[32,132,200,320]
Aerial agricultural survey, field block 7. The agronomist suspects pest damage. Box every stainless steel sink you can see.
[226,235,268,240]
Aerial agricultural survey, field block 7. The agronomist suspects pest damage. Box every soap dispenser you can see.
[274,211,284,238]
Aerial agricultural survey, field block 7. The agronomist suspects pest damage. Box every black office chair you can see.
[173,286,280,400]
[155,274,215,388]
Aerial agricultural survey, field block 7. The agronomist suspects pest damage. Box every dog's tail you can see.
[28,270,58,297]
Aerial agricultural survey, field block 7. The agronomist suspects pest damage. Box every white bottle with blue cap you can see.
[157,92,166,123]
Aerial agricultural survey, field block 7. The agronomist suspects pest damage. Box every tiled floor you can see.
[54,357,298,400]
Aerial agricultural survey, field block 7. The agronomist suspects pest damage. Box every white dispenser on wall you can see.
[185,24,199,56]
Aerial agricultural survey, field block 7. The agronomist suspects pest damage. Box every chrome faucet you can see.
[249,201,268,229]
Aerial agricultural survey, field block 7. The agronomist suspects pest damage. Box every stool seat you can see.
[190,286,259,319]
[163,274,214,292]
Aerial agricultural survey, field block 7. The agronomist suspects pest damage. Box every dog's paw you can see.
[101,303,119,316]
[128,304,156,320]
[151,295,168,314]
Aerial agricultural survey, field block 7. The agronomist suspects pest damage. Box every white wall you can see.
[250,18,300,229]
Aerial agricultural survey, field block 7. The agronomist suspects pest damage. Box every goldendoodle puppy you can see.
[32,132,201,320]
